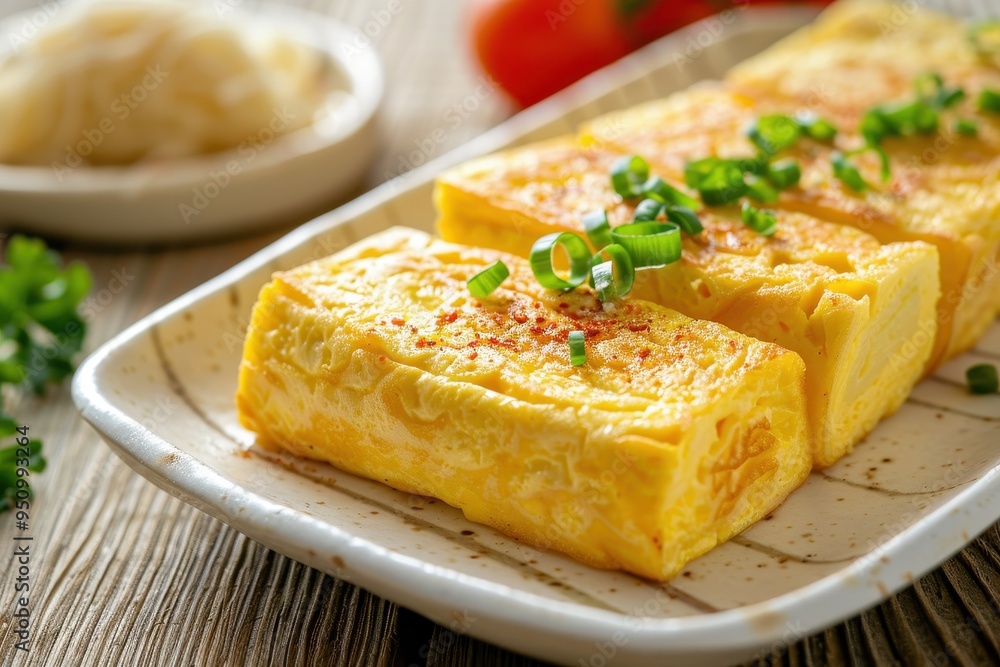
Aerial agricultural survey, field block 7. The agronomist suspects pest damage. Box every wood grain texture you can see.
[0,1,997,666]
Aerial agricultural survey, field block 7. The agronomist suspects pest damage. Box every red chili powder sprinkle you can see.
[512,313,528,324]
[638,348,650,361]
[391,317,405,326]
[468,351,478,360]
[627,322,650,332]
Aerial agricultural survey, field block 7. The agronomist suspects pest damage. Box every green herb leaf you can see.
[467,260,509,299]
[831,152,870,192]
[746,114,801,157]
[979,89,1000,115]
[642,176,702,211]
[954,118,979,136]
[684,157,748,206]
[0,235,91,512]
[795,112,838,142]
[967,363,999,395]
[741,202,778,237]
[0,438,46,513]
[610,155,650,198]
[568,330,587,367]
[767,159,802,190]
[745,175,780,204]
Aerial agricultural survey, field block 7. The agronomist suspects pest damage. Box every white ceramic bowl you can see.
[0,2,383,245]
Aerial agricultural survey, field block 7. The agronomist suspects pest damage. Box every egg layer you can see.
[436,140,939,467]
[236,228,811,580]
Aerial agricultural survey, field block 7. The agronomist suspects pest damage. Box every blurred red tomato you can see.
[469,0,836,108]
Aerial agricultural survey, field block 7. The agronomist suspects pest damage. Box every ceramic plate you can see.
[0,2,382,245]
[72,7,1000,666]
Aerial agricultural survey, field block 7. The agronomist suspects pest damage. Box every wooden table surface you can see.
[2,1,1000,665]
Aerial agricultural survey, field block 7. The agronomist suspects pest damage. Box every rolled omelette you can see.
[583,1,1000,367]
[435,139,939,468]
[236,227,811,580]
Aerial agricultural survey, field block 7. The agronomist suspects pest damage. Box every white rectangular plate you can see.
[73,7,1000,666]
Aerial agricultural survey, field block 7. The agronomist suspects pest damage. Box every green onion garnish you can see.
[979,89,1000,115]
[741,202,778,237]
[955,118,979,136]
[873,146,892,182]
[795,112,838,142]
[642,176,702,210]
[966,363,999,395]
[665,206,704,235]
[746,114,801,157]
[529,232,591,290]
[767,159,802,190]
[589,244,634,301]
[915,72,965,110]
[610,155,650,198]
[610,222,682,268]
[633,198,664,222]
[568,330,587,367]
[831,152,869,192]
[746,175,779,203]
[684,157,747,205]
[467,260,509,298]
[582,209,613,249]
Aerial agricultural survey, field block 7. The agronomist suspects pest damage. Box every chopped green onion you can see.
[665,206,704,235]
[610,155,650,198]
[684,157,747,205]
[737,155,770,176]
[979,89,1000,115]
[955,118,979,136]
[860,108,891,146]
[966,363,999,395]
[529,232,591,290]
[831,152,869,192]
[589,244,634,301]
[914,72,944,100]
[795,112,838,142]
[582,209,613,249]
[871,146,891,182]
[633,198,664,222]
[914,72,965,110]
[747,114,801,156]
[745,175,779,203]
[767,159,802,189]
[568,331,587,367]
[741,202,778,237]
[610,222,682,268]
[863,101,939,145]
[642,176,702,210]
[467,260,509,298]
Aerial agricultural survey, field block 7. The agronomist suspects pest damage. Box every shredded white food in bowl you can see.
[0,0,331,166]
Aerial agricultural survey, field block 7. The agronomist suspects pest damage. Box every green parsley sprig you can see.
[0,235,93,511]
